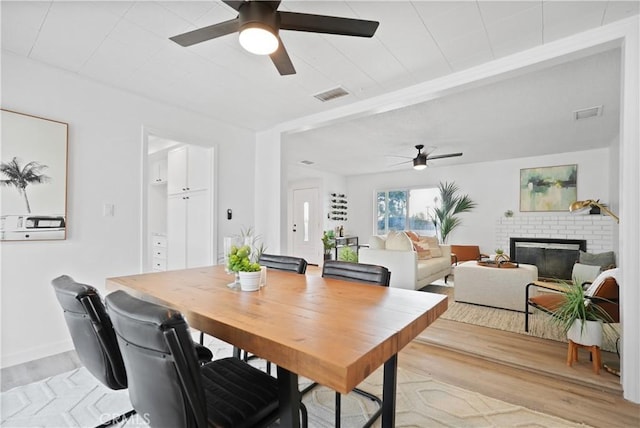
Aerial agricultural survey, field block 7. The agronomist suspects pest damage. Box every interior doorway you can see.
[291,187,320,265]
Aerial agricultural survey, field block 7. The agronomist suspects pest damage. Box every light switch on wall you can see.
[103,203,115,217]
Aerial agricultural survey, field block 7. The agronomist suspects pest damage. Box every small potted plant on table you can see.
[227,244,262,291]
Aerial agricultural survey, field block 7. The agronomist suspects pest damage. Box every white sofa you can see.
[358,232,451,290]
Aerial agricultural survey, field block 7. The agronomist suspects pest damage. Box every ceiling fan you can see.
[393,145,463,170]
[169,0,379,76]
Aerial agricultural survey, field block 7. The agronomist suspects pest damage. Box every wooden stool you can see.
[567,339,601,374]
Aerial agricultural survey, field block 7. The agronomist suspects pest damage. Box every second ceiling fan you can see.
[169,0,379,75]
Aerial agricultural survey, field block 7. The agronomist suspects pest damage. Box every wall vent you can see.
[313,86,349,102]
[299,160,314,165]
[573,105,603,120]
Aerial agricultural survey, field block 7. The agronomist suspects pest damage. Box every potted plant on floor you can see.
[322,230,336,261]
[430,181,477,244]
[551,280,615,347]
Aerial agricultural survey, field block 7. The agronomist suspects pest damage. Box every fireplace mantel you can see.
[495,215,614,257]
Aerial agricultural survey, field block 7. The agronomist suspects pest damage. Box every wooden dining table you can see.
[106,265,447,427]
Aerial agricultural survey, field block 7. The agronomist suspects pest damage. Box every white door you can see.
[292,187,320,265]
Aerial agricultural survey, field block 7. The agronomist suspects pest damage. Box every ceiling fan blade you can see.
[389,159,412,167]
[386,155,413,159]
[279,11,379,37]
[270,37,296,75]
[170,18,239,47]
[426,152,463,160]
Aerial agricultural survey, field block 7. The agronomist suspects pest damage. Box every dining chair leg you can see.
[335,392,341,428]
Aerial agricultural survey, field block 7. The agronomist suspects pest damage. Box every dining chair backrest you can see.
[322,260,390,286]
[51,275,127,390]
[259,253,308,274]
[105,290,206,428]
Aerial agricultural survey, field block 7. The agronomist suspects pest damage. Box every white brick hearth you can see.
[495,215,615,255]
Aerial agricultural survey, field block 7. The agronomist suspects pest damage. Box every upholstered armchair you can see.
[450,244,488,265]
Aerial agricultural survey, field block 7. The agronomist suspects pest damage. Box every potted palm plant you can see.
[430,181,477,244]
[551,280,614,347]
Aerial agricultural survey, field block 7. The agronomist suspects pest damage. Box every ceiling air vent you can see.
[313,86,349,102]
[299,160,314,165]
[573,105,603,120]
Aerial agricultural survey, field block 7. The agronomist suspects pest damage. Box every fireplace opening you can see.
[510,237,587,280]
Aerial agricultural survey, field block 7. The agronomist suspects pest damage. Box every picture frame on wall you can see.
[1,109,68,241]
[520,164,577,212]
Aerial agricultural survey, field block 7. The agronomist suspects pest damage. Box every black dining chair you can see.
[52,276,214,427]
[105,289,285,428]
[319,260,390,428]
[51,275,136,428]
[258,253,308,274]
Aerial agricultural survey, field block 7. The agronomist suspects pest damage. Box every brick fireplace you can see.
[495,215,615,279]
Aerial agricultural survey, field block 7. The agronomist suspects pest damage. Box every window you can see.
[376,187,439,235]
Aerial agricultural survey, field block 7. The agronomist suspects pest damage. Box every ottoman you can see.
[454,261,538,312]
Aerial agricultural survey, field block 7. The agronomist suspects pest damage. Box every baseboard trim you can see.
[1,339,73,369]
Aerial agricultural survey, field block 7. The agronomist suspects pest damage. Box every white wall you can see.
[347,148,613,253]
[0,53,256,367]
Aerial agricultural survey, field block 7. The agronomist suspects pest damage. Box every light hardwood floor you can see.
[405,319,639,428]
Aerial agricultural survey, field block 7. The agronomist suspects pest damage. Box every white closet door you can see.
[167,194,187,270]
[185,190,212,268]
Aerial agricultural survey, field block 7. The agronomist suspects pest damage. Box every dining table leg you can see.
[277,365,301,428]
[382,354,398,428]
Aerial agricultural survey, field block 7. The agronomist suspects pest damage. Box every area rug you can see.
[1,338,589,428]
[421,284,620,353]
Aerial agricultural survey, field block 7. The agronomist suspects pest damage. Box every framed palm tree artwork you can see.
[1,109,68,241]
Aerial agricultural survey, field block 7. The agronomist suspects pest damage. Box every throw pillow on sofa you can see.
[405,231,420,242]
[413,241,432,260]
[369,235,386,249]
[418,235,443,257]
[385,231,413,251]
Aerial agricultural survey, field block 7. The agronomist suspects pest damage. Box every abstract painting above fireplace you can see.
[510,237,587,280]
[519,164,577,212]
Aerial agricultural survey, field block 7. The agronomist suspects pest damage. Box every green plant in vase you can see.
[227,244,262,291]
[227,244,261,273]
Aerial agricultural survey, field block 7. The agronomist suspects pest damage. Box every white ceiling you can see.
[2,1,638,176]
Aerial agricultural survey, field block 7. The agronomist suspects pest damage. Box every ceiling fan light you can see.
[239,24,278,55]
[413,157,427,170]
